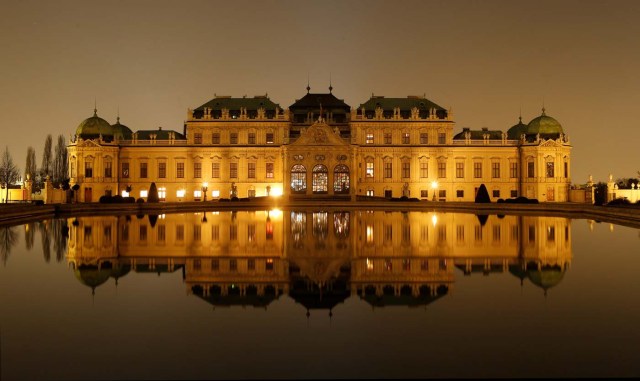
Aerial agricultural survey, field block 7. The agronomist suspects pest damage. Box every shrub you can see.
[607,198,631,206]
[99,195,111,204]
[124,197,136,203]
[148,182,159,203]
[475,184,491,203]
[111,195,124,203]
[136,198,145,203]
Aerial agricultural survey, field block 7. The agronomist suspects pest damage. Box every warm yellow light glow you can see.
[211,190,220,198]
[269,208,282,218]
[270,186,283,197]
[121,190,130,197]
[431,181,438,189]
[140,190,148,198]
[176,189,186,198]
[194,190,202,198]
[366,225,374,243]
[202,182,208,188]
[366,258,374,271]
[432,214,438,227]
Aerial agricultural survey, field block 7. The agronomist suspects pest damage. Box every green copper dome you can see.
[507,116,529,140]
[526,109,563,136]
[74,265,112,292]
[75,109,114,139]
[527,265,565,292]
[111,117,133,140]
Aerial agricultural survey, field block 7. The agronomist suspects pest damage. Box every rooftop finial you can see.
[329,73,333,93]
[542,97,546,115]
[117,106,120,124]
[94,97,97,116]
[519,106,522,123]
[306,73,310,93]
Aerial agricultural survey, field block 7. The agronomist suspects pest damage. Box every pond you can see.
[0,210,638,379]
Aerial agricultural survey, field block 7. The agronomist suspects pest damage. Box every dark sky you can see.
[1,0,639,183]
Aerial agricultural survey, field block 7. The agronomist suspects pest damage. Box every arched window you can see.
[312,164,328,193]
[333,164,350,193]
[290,164,307,192]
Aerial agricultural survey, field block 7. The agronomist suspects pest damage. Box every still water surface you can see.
[0,210,639,379]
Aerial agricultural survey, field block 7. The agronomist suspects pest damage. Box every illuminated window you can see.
[194,190,202,198]
[176,189,186,198]
[266,163,274,178]
[140,190,148,198]
[266,133,274,144]
[312,164,328,193]
[366,224,374,243]
[366,161,374,178]
[366,258,374,271]
[266,258,274,271]
[402,132,410,144]
[333,164,350,193]
[121,162,129,178]
[366,133,374,144]
[290,164,306,192]
[212,190,220,198]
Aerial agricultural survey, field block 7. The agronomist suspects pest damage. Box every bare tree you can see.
[41,134,53,180]
[25,146,37,183]
[0,225,19,265]
[52,134,67,186]
[0,146,21,203]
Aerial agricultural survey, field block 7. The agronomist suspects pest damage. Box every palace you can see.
[67,87,571,202]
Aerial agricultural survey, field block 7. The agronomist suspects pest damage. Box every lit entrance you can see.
[547,187,555,202]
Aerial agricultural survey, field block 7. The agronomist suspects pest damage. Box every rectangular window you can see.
[366,133,374,144]
[194,133,202,144]
[456,225,465,243]
[366,161,374,178]
[438,162,446,178]
[230,225,237,241]
[139,225,147,241]
[193,225,201,241]
[421,190,428,198]
[158,162,166,179]
[528,226,535,243]
[510,189,518,198]
[384,162,392,178]
[229,163,238,179]
[248,163,256,179]
[176,163,184,178]
[456,190,464,198]
[266,163,274,178]
[438,132,446,144]
[474,162,482,178]
[104,162,112,178]
[456,162,464,178]
[438,189,446,198]
[510,162,518,178]
[157,225,165,242]
[212,163,220,178]
[248,133,256,144]
[420,162,428,178]
[492,162,500,178]
[492,190,500,198]
[527,162,535,178]
[248,259,256,271]
[176,225,184,241]
[230,132,238,144]
[140,163,148,179]
[420,133,428,144]
[402,162,410,178]
[564,162,568,178]
[212,259,219,271]
[402,133,410,144]
[211,225,219,241]
[266,133,274,144]
[266,258,274,271]
[546,162,555,178]
[121,162,129,178]
[84,162,93,178]
[212,133,220,144]
[493,226,501,242]
[194,162,201,178]
[384,133,392,144]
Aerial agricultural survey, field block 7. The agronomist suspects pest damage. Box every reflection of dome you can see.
[111,117,133,140]
[527,265,566,293]
[74,264,112,292]
[507,116,528,140]
[526,109,563,137]
[76,109,113,140]
[508,263,528,285]
[109,263,131,284]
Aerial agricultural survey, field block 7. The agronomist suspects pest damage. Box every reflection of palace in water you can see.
[67,210,572,312]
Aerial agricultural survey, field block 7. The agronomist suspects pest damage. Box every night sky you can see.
[1,0,639,183]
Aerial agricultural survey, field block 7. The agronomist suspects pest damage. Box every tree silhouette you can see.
[148,182,159,203]
[475,184,491,203]
[0,146,21,203]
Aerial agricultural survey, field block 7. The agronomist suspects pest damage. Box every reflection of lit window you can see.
[313,212,328,239]
[139,225,147,241]
[402,259,411,271]
[212,259,219,271]
[421,260,428,271]
[366,258,374,271]
[176,225,184,241]
[266,219,273,240]
[333,212,350,238]
[291,212,306,247]
[385,259,393,271]
[366,224,374,243]
[547,226,555,242]
[266,258,274,271]
[230,259,237,272]
[194,259,201,270]
[211,225,219,241]
[248,224,256,242]
[248,259,255,271]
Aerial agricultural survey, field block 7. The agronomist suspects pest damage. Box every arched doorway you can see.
[312,164,328,193]
[333,164,350,194]
[290,164,307,193]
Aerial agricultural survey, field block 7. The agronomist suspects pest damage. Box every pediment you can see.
[78,139,103,148]
[539,139,563,147]
[290,122,349,147]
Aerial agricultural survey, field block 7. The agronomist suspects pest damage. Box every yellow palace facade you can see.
[67,87,572,203]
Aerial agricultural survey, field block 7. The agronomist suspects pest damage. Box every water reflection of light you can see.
[366,258,373,271]
[432,214,438,227]
[366,224,374,243]
[269,208,282,218]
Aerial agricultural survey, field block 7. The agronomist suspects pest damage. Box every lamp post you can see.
[202,182,208,202]
[431,181,438,201]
